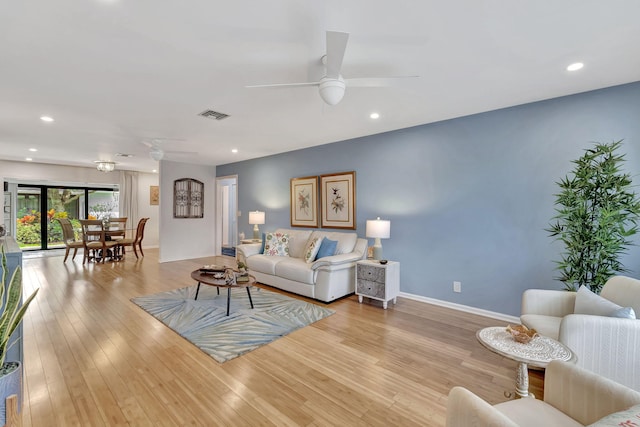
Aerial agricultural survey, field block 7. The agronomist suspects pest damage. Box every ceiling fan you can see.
[141,139,196,161]
[247,31,418,106]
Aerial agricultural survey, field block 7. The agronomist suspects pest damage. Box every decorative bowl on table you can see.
[506,324,538,344]
[199,265,226,275]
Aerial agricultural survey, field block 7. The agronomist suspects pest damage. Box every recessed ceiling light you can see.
[152,169,158,173]
[567,62,584,71]
[25,158,32,161]
[29,148,37,152]
[370,112,380,119]
[40,116,54,122]
[231,149,238,153]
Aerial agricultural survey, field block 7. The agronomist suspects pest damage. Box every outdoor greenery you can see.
[547,140,640,293]
[0,247,39,366]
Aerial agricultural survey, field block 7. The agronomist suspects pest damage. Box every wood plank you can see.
[20,250,543,426]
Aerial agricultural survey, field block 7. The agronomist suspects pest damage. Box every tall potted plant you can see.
[0,247,38,425]
[547,140,640,293]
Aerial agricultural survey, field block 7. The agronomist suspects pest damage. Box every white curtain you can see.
[119,171,139,227]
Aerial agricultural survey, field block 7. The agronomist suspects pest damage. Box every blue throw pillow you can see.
[260,232,266,254]
[315,238,337,260]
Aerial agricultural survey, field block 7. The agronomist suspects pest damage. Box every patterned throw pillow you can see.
[263,232,290,257]
[587,403,640,426]
[303,236,323,263]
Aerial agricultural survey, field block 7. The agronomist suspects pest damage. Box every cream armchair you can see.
[520,276,640,391]
[446,360,640,427]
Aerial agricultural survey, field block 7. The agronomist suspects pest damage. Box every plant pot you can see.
[0,361,21,426]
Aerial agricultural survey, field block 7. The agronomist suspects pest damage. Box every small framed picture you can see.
[290,176,318,228]
[150,185,159,205]
[320,171,356,229]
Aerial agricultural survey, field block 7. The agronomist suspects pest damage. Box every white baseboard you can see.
[399,291,520,324]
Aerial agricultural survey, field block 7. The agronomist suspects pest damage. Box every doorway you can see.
[215,175,238,257]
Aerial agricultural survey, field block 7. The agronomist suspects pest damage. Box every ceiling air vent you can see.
[199,110,229,121]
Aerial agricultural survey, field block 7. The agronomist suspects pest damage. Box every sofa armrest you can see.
[544,360,640,425]
[521,289,576,317]
[311,253,362,270]
[446,386,518,427]
[559,314,640,391]
[236,243,261,264]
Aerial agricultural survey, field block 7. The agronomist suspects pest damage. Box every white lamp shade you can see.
[249,211,265,225]
[366,218,390,239]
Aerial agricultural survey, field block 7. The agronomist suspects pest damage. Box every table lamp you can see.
[366,217,391,260]
[249,211,265,240]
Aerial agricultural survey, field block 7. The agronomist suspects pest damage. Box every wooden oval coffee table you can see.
[190,270,256,316]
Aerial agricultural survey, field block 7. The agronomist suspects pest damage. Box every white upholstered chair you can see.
[446,360,640,427]
[520,276,640,391]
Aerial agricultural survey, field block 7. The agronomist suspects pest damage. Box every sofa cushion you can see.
[310,231,357,255]
[587,403,640,426]
[274,258,315,284]
[575,286,635,318]
[520,314,562,340]
[303,236,323,263]
[263,232,290,256]
[275,228,312,258]
[246,254,288,275]
[495,398,582,427]
[316,238,337,259]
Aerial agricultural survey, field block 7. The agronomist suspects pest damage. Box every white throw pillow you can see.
[303,236,323,264]
[574,286,636,319]
[587,403,640,426]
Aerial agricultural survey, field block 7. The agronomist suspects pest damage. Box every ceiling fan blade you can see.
[246,81,320,89]
[345,75,420,87]
[325,31,349,79]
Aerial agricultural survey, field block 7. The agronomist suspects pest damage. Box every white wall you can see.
[0,160,159,247]
[158,160,216,262]
[136,172,160,248]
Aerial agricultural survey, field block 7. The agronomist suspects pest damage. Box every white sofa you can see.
[521,276,640,391]
[446,360,640,427]
[236,228,367,302]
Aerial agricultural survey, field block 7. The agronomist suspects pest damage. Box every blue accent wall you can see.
[218,81,640,316]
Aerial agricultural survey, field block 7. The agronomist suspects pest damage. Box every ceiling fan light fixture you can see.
[149,148,164,161]
[95,160,116,172]
[319,77,346,106]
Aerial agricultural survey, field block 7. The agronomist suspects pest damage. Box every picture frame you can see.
[290,176,318,228]
[150,185,159,206]
[320,171,356,229]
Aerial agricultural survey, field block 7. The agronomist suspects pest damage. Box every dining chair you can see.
[107,217,127,241]
[118,218,149,259]
[56,218,84,262]
[79,219,119,264]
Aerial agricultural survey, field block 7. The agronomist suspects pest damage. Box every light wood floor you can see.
[20,249,543,426]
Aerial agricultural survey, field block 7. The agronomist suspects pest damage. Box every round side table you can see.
[477,326,576,398]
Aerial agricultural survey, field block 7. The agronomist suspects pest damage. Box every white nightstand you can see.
[355,260,400,309]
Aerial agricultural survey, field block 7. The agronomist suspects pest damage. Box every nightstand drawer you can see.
[356,279,385,299]
[357,264,385,283]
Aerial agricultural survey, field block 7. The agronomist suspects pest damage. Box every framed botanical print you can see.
[290,176,318,228]
[320,171,356,229]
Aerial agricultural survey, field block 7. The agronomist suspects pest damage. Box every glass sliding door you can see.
[15,184,119,251]
[16,187,43,250]
[46,188,85,249]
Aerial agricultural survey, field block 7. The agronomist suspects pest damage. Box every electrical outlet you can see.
[453,281,462,293]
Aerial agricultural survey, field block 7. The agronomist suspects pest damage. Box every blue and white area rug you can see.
[131,285,334,363]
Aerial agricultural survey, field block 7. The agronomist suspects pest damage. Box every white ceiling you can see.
[2,1,640,173]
